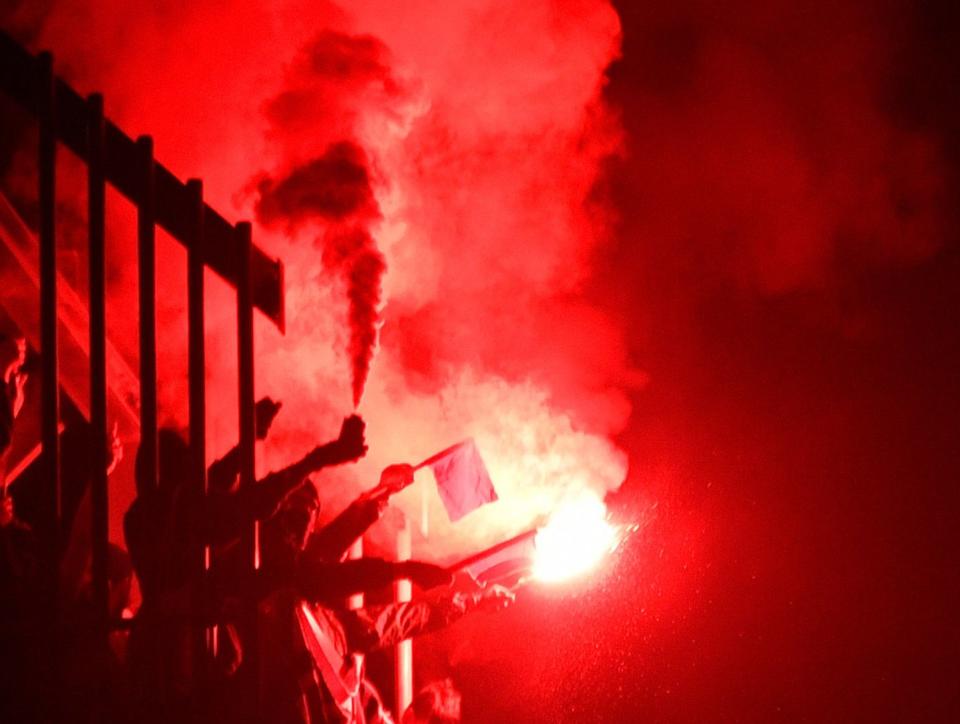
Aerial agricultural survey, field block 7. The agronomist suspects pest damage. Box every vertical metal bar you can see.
[186,178,217,659]
[348,537,367,714]
[38,51,61,562]
[346,538,364,610]
[186,179,206,556]
[394,518,413,717]
[87,93,109,627]
[137,136,158,494]
[235,220,258,711]
[236,221,257,566]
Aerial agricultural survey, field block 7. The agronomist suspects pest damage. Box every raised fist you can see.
[255,397,282,440]
[329,415,367,464]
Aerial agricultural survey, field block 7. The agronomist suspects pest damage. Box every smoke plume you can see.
[8,0,634,561]
[255,139,385,407]
[254,141,378,226]
[323,225,385,407]
[607,1,947,311]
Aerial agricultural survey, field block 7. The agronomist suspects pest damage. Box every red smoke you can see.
[4,1,956,719]
[7,0,946,559]
[323,225,385,407]
[9,0,633,560]
[607,1,946,312]
[255,139,385,407]
[254,141,378,226]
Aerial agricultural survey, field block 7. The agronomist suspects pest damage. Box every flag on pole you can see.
[417,439,497,522]
[450,529,537,586]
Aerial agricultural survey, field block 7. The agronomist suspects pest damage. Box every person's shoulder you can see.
[123,494,160,535]
[124,495,144,520]
[0,515,35,537]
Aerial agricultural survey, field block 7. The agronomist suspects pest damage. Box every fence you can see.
[0,29,286,712]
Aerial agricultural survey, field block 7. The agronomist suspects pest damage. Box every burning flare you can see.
[532,494,619,583]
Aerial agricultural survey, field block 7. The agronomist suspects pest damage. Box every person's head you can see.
[402,679,462,724]
[277,479,320,551]
[0,333,26,382]
[135,428,191,496]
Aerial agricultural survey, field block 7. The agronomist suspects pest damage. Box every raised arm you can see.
[305,498,382,562]
[343,584,514,653]
[296,556,451,604]
[0,335,26,459]
[197,415,367,545]
[306,463,416,561]
[207,398,283,494]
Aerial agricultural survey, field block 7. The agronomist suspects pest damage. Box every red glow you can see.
[533,494,619,583]
[6,1,954,720]
[20,0,633,562]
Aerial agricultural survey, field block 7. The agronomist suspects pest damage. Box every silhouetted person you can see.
[0,333,27,538]
[252,470,512,724]
[0,332,42,723]
[0,332,26,462]
[124,405,367,721]
[257,478,452,606]
[306,464,416,564]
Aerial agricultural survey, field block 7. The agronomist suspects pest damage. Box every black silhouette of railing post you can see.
[186,177,219,662]
[2,38,285,712]
[236,220,257,568]
[236,220,260,709]
[137,136,158,496]
[87,92,109,626]
[37,51,61,601]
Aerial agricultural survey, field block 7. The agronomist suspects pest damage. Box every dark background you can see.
[421,2,960,721]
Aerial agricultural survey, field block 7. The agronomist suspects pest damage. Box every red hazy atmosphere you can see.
[2,0,958,721]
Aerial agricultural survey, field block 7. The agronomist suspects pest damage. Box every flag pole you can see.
[446,528,538,574]
[412,439,469,471]
[419,482,429,538]
[394,513,413,717]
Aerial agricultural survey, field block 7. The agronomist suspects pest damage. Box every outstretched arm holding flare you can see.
[313,577,516,658]
[296,557,452,604]
[306,463,416,562]
[207,397,283,494]
[198,415,367,546]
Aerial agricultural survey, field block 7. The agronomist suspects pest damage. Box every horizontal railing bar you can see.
[0,31,285,330]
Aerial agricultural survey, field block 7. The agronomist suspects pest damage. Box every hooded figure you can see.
[252,466,512,724]
[123,408,367,721]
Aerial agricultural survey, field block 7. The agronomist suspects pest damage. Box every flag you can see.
[453,529,537,586]
[422,439,497,522]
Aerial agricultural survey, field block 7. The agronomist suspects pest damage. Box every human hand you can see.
[331,415,367,463]
[449,570,484,593]
[255,397,282,440]
[378,464,415,494]
[402,561,454,590]
[106,422,124,476]
[0,494,14,527]
[470,584,515,613]
[0,336,25,383]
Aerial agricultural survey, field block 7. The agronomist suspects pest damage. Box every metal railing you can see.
[0,30,285,707]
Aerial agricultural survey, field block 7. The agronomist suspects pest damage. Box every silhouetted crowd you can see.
[0,333,512,723]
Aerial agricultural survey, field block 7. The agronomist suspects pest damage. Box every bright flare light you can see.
[533,495,618,583]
